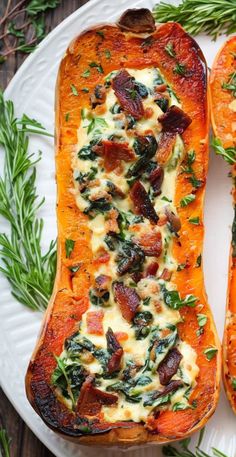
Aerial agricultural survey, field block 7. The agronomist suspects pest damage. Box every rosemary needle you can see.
[0,91,56,312]
[153,0,236,40]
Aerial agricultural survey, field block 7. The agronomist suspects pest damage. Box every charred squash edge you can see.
[25,12,221,446]
[210,36,236,413]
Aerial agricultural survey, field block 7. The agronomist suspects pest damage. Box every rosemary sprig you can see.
[211,137,236,165]
[0,428,11,457]
[0,0,61,63]
[153,0,236,40]
[0,90,56,312]
[162,428,230,457]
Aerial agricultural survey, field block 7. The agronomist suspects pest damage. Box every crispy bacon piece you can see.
[159,268,172,281]
[149,165,164,196]
[105,209,119,234]
[77,376,118,416]
[118,8,156,33]
[130,181,159,224]
[147,380,183,408]
[93,249,110,266]
[86,310,104,335]
[112,70,144,120]
[134,231,162,257]
[156,131,176,165]
[145,262,159,277]
[93,139,135,172]
[158,105,192,135]
[94,274,111,297]
[113,282,140,322]
[158,348,183,385]
[106,327,123,374]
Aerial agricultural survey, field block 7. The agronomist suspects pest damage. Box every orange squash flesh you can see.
[25,17,220,446]
[210,36,236,412]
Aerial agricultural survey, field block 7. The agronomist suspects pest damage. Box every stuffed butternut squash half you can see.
[26,9,220,446]
[210,36,236,413]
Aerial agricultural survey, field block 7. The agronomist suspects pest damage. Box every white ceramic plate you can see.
[0,0,235,455]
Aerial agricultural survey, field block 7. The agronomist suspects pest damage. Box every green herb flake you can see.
[65,112,70,122]
[82,87,89,93]
[232,378,236,390]
[172,402,191,411]
[197,313,207,327]
[70,84,78,96]
[81,69,91,78]
[196,254,202,267]
[222,71,236,97]
[189,216,200,225]
[189,175,202,189]
[161,196,172,203]
[204,347,218,361]
[96,30,104,38]
[180,193,196,207]
[174,62,187,76]
[177,263,187,271]
[164,290,198,310]
[165,42,176,58]
[69,264,81,273]
[89,61,104,73]
[105,49,111,59]
[65,239,75,258]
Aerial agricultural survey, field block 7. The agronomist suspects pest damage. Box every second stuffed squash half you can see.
[26,9,220,446]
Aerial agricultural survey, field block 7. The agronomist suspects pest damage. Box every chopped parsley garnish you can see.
[86,117,108,135]
[180,193,196,207]
[189,216,200,225]
[65,112,70,122]
[174,62,187,76]
[69,264,81,273]
[165,42,176,58]
[197,313,207,328]
[70,84,78,96]
[82,87,89,93]
[96,30,104,38]
[204,347,218,361]
[161,196,172,202]
[65,239,75,258]
[163,290,198,310]
[105,49,111,59]
[89,61,104,73]
[81,69,91,78]
[232,378,236,390]
[196,254,202,267]
[222,71,236,97]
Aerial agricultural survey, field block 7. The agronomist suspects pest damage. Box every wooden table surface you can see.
[0,1,89,456]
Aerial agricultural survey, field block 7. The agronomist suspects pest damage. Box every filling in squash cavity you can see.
[52,67,200,423]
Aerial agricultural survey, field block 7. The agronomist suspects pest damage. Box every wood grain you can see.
[0,1,89,456]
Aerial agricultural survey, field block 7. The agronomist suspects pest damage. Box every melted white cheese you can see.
[56,67,199,423]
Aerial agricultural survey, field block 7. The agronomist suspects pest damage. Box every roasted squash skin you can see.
[25,15,221,446]
[210,36,236,413]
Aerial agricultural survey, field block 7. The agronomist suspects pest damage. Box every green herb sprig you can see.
[0,91,56,311]
[153,0,236,40]
[162,428,230,457]
[0,428,11,457]
[212,138,236,165]
[0,0,61,63]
